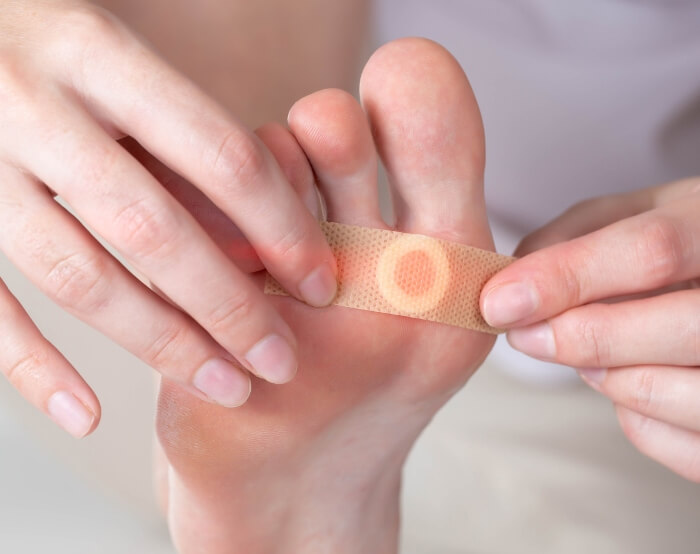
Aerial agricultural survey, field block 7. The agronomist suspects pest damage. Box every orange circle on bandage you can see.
[376,235,450,314]
[265,221,516,334]
[395,250,435,296]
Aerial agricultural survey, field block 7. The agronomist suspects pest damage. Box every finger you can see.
[0,167,252,406]
[578,365,700,433]
[514,191,655,256]
[506,289,700,368]
[288,88,383,227]
[0,277,100,438]
[359,38,492,249]
[53,9,337,307]
[515,178,700,257]
[9,103,300,387]
[122,137,262,273]
[255,122,321,220]
[482,192,700,328]
[125,124,320,272]
[647,176,700,207]
[616,407,700,483]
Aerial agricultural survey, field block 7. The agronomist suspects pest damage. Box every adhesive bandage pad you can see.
[265,222,515,335]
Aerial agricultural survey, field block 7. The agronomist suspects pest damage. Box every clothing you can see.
[374,1,700,551]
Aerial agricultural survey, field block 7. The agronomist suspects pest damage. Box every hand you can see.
[481,178,700,481]
[155,38,495,554]
[0,1,337,437]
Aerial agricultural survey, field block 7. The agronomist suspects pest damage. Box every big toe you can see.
[360,37,492,250]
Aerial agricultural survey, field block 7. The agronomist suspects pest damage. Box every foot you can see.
[156,38,495,554]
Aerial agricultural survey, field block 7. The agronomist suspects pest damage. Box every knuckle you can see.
[205,291,256,335]
[50,5,131,85]
[44,252,112,313]
[55,5,125,51]
[635,215,688,286]
[267,226,310,263]
[0,55,27,96]
[211,129,266,192]
[143,323,188,369]
[572,316,610,367]
[627,369,659,415]
[0,56,37,119]
[554,250,586,307]
[113,198,181,261]
[4,350,47,389]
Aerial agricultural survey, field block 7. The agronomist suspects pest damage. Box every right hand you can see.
[0,0,337,438]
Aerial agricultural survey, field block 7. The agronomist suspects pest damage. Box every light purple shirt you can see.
[374,0,700,383]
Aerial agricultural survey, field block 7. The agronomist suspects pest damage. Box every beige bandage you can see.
[265,222,515,335]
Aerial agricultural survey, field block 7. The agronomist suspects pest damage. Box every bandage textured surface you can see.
[265,222,515,334]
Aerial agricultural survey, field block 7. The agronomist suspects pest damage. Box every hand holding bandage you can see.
[267,222,514,334]
[482,177,700,482]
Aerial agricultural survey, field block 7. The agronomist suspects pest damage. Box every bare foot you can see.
[156,38,495,554]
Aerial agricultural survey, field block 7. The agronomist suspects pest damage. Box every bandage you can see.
[265,222,515,334]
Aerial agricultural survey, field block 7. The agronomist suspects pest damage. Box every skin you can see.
[91,0,370,128]
[481,177,700,482]
[4,0,697,548]
[155,38,496,553]
[0,0,367,437]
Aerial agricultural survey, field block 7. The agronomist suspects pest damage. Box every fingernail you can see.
[193,358,251,407]
[507,322,556,360]
[245,334,298,384]
[47,391,95,439]
[577,367,607,389]
[299,264,337,307]
[482,282,539,327]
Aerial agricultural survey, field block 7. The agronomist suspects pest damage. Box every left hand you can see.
[481,177,700,481]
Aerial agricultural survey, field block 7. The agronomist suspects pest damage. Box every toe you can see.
[288,88,385,228]
[360,38,492,249]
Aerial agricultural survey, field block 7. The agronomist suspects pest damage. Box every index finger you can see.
[481,194,700,328]
[55,11,337,307]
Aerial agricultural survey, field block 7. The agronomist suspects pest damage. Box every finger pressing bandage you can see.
[265,222,514,334]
